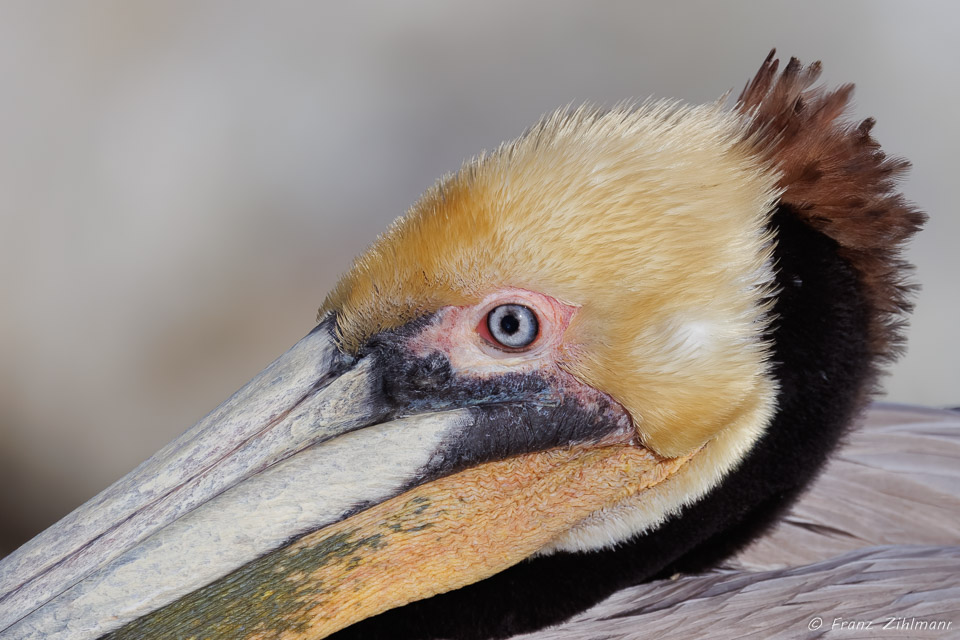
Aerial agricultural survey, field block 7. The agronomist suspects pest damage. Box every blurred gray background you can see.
[1,1,957,557]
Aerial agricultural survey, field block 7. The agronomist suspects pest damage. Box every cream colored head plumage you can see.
[324,101,780,458]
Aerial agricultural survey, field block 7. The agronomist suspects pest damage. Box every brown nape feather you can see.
[737,50,926,371]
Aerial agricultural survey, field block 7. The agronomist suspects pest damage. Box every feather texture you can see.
[738,50,926,369]
[519,404,960,639]
[735,404,960,570]
[321,101,781,459]
[518,545,959,640]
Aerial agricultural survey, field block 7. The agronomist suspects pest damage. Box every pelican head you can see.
[0,51,924,640]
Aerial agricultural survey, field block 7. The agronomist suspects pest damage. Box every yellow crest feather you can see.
[322,101,779,457]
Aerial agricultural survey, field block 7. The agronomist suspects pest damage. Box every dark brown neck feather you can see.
[738,50,926,377]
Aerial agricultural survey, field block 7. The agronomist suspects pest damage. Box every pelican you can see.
[0,51,940,639]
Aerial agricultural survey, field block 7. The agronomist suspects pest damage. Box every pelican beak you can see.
[0,315,686,640]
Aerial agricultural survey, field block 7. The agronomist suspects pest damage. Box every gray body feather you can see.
[521,404,960,639]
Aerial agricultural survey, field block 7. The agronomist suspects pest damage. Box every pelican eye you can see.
[486,304,539,349]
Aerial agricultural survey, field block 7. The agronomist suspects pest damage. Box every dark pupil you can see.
[499,313,520,335]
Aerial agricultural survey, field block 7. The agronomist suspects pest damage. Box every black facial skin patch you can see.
[363,318,634,484]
